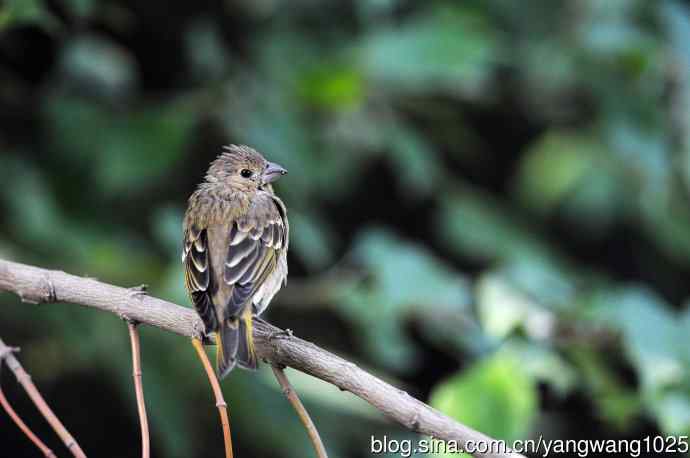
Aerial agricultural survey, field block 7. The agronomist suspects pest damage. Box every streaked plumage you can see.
[182,145,288,377]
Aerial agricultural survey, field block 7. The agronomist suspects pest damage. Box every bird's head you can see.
[206,145,287,193]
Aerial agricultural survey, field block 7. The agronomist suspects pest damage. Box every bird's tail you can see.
[216,309,257,378]
[216,319,239,379]
[237,308,257,370]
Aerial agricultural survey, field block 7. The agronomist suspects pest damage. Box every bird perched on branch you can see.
[182,145,289,378]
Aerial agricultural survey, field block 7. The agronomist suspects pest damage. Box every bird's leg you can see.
[201,329,215,346]
[191,319,215,345]
[253,316,270,326]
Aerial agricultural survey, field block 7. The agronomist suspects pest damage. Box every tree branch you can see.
[271,364,328,458]
[0,379,56,457]
[191,338,234,458]
[127,322,150,458]
[0,258,524,458]
[0,336,87,458]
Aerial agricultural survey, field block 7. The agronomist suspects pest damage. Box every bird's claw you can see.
[128,284,149,298]
[253,316,269,326]
[269,328,293,341]
[191,321,214,344]
[201,329,215,345]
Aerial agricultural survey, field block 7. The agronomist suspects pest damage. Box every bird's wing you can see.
[182,224,217,333]
[222,195,287,319]
[252,196,288,315]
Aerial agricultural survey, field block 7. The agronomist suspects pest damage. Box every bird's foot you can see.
[128,284,149,298]
[253,316,293,340]
[253,316,269,326]
[191,320,214,344]
[202,327,216,345]
[269,328,293,341]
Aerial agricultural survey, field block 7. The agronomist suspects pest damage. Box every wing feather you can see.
[183,225,216,333]
[226,236,256,268]
[222,199,286,318]
[225,244,260,285]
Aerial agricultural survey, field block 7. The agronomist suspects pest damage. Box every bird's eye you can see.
[240,169,253,178]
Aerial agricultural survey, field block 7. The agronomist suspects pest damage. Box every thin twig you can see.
[0,259,524,458]
[271,365,328,458]
[0,384,56,457]
[127,322,150,458]
[0,336,87,458]
[191,338,233,458]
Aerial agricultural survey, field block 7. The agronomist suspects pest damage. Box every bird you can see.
[182,145,289,378]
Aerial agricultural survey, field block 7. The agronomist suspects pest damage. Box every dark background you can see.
[2,0,690,457]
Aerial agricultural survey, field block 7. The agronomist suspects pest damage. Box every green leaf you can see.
[509,341,577,397]
[289,210,336,271]
[569,345,642,431]
[352,228,470,311]
[476,274,533,339]
[439,188,553,263]
[62,0,95,19]
[515,131,613,215]
[0,0,59,31]
[385,121,442,198]
[185,18,230,83]
[46,96,194,195]
[611,287,685,392]
[151,205,185,257]
[59,35,137,100]
[429,351,537,445]
[298,65,365,111]
[652,392,690,435]
[362,5,498,97]
[338,228,471,370]
[476,274,560,341]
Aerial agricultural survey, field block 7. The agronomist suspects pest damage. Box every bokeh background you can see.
[2,0,690,457]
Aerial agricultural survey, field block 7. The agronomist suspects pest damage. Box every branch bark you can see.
[0,336,87,458]
[0,383,56,457]
[0,259,524,458]
[127,322,150,458]
[271,364,328,458]
[191,338,234,458]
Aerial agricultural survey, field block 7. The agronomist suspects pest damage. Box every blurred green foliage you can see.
[2,0,690,457]
[430,351,537,445]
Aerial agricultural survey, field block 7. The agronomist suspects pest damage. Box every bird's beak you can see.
[263,161,288,184]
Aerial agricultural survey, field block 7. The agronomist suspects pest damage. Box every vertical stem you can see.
[191,338,234,458]
[271,365,328,458]
[127,322,150,458]
[0,338,87,458]
[0,385,56,457]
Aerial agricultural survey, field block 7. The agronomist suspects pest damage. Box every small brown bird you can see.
[182,145,289,377]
